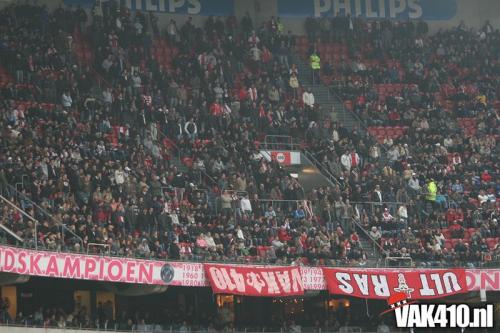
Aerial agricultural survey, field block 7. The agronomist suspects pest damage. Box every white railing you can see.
[87,243,111,255]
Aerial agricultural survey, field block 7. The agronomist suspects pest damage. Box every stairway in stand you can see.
[291,53,383,263]
[291,54,360,130]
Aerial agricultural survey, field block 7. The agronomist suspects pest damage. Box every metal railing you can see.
[154,126,219,189]
[302,149,341,187]
[0,194,28,245]
[263,135,303,150]
[254,199,314,218]
[350,217,387,261]
[6,184,84,250]
[385,256,413,267]
[87,243,111,255]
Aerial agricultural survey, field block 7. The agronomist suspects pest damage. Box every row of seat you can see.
[12,101,56,110]
[456,117,478,136]
[441,226,475,240]
[445,208,465,222]
[367,126,408,137]
[152,40,178,71]
[0,66,12,87]
[443,238,499,250]
[376,83,417,94]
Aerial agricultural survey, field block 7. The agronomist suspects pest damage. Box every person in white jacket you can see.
[302,88,315,108]
[61,91,72,108]
[240,195,252,214]
[184,118,198,140]
[340,151,352,171]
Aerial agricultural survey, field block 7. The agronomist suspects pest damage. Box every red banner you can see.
[322,268,468,299]
[205,264,304,296]
[271,151,291,164]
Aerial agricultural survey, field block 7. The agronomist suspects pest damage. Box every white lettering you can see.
[135,0,143,11]
[314,0,332,17]
[354,0,362,17]
[378,0,386,18]
[229,269,245,292]
[389,0,406,18]
[443,272,461,293]
[336,272,354,294]
[261,272,281,294]
[209,267,227,290]
[433,305,448,327]
[371,275,390,296]
[408,0,423,19]
[365,0,378,18]
[169,0,185,13]
[158,0,166,12]
[221,268,237,291]
[246,272,265,293]
[124,0,133,10]
[394,306,410,327]
[187,0,201,14]
[406,306,423,327]
[419,274,435,296]
[145,0,158,11]
[430,273,444,295]
[421,305,436,327]
[290,268,303,292]
[334,0,351,15]
[353,274,369,295]
[275,271,291,293]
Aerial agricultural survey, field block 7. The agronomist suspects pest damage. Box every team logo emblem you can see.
[276,152,286,163]
[160,264,175,283]
[394,273,415,298]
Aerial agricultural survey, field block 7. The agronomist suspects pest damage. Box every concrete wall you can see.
[1,0,499,33]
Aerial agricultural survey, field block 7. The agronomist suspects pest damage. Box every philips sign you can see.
[278,0,458,20]
[63,0,234,16]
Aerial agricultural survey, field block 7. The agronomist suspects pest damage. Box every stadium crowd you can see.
[0,3,498,268]
[5,298,368,333]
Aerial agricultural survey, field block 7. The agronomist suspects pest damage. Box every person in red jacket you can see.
[481,170,492,183]
[278,225,291,243]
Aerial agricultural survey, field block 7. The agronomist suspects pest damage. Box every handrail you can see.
[87,243,111,255]
[263,135,302,150]
[385,256,413,267]
[351,201,412,205]
[329,89,390,155]
[154,126,219,188]
[350,217,387,258]
[6,184,84,249]
[0,194,29,245]
[0,224,23,243]
[302,149,341,186]
[0,241,496,269]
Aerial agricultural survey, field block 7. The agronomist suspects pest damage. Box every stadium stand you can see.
[0,3,498,275]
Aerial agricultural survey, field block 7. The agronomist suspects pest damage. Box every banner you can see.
[205,264,304,296]
[260,150,301,165]
[278,0,458,20]
[466,269,500,291]
[322,268,468,299]
[63,0,234,16]
[1,245,499,297]
[0,245,207,287]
